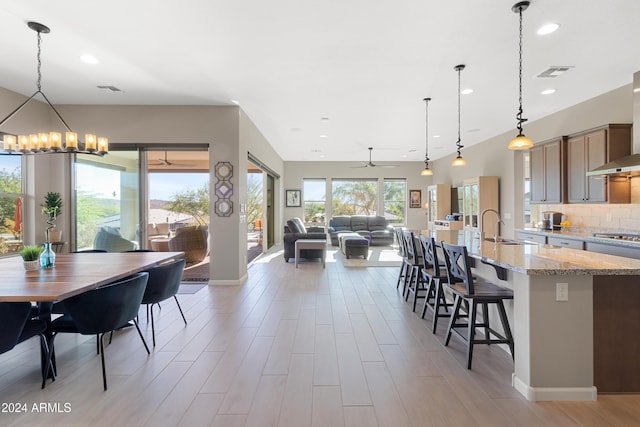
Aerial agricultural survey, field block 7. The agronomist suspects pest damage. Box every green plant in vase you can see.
[40,192,62,268]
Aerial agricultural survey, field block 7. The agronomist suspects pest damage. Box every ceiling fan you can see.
[150,151,194,167]
[351,147,398,168]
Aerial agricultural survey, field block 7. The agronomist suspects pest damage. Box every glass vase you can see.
[40,242,56,269]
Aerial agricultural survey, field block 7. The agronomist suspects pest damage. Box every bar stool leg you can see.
[467,300,478,369]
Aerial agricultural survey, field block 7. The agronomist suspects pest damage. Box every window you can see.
[332,179,377,216]
[303,179,326,225]
[383,179,406,224]
[0,155,23,255]
[75,152,140,251]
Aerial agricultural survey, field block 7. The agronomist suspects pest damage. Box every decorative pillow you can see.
[286,219,301,234]
[293,217,307,234]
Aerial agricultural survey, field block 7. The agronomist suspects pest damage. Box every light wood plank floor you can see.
[2,246,640,426]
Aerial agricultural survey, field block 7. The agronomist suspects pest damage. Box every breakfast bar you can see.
[422,230,640,401]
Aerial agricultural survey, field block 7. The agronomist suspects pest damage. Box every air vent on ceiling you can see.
[97,85,123,92]
[536,66,573,78]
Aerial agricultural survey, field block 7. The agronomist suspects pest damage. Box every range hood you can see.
[587,70,640,177]
[586,153,640,177]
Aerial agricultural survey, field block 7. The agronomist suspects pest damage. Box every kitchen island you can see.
[421,229,640,401]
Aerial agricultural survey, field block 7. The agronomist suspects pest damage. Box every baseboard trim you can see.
[208,272,247,286]
[512,374,597,401]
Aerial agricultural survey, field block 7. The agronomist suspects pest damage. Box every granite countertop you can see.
[421,230,640,276]
[519,228,640,249]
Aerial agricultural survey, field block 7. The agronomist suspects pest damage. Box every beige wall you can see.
[282,84,635,238]
[283,161,433,230]
[1,87,284,283]
[430,83,634,238]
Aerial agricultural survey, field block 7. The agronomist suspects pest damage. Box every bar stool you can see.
[418,235,453,332]
[440,241,514,369]
[402,230,425,307]
[394,227,408,291]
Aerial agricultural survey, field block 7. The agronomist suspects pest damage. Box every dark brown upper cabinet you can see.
[567,124,631,204]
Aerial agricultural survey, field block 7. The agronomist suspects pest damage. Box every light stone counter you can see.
[419,229,640,401]
[422,229,640,276]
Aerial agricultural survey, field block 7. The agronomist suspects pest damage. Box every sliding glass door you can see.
[74,151,140,251]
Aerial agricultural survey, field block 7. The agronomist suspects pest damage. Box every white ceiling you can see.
[2,1,640,163]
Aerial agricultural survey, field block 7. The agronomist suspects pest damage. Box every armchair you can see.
[168,226,208,265]
[283,217,326,262]
[93,227,137,252]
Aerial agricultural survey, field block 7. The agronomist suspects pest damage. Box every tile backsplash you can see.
[530,177,640,232]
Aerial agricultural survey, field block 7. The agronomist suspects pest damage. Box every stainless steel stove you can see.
[592,232,640,242]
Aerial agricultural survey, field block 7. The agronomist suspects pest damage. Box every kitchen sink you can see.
[483,237,532,245]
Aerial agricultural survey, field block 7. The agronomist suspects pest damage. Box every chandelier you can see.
[0,22,108,156]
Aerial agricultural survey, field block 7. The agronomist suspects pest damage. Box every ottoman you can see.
[338,233,370,259]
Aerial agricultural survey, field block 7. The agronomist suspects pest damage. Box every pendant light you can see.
[420,97,433,176]
[508,1,534,150]
[451,64,467,167]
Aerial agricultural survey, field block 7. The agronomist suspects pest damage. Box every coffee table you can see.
[295,239,326,268]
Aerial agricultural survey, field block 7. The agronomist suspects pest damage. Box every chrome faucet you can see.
[480,208,503,242]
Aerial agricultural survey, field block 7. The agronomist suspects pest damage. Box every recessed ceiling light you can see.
[80,54,99,64]
[319,154,326,158]
[401,154,407,158]
[541,89,556,95]
[433,135,441,138]
[537,23,560,35]
[319,134,327,138]
[461,88,473,95]
[290,128,302,132]
[468,128,481,133]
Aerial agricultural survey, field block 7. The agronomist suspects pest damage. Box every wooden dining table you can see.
[0,251,184,303]
[1,251,185,381]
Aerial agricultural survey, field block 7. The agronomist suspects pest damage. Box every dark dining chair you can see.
[44,272,151,390]
[141,258,187,346]
[0,301,53,389]
[440,242,514,369]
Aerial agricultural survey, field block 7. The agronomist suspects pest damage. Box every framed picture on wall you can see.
[409,189,422,208]
[286,189,301,207]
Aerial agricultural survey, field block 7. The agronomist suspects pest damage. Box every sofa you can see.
[328,215,394,246]
[283,217,327,262]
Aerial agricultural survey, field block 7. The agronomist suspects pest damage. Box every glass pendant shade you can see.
[452,155,467,167]
[508,134,534,150]
[420,167,433,176]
